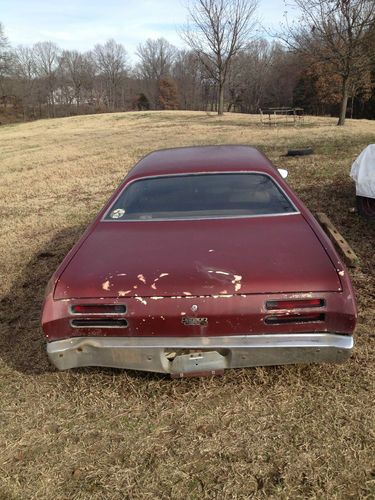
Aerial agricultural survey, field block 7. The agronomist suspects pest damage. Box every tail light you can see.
[70,304,126,315]
[266,299,325,310]
[265,313,325,325]
[71,319,128,328]
[265,298,325,325]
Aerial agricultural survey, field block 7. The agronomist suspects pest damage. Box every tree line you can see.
[0,0,374,125]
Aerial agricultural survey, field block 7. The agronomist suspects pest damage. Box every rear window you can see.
[105,173,297,221]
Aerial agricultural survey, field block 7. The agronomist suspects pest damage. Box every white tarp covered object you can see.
[350,144,375,199]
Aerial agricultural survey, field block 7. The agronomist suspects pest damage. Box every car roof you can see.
[126,145,277,180]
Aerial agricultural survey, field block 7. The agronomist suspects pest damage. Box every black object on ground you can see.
[286,147,314,156]
[356,196,375,218]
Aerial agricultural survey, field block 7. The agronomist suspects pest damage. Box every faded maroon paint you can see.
[54,215,341,300]
[42,291,356,342]
[42,145,357,343]
[125,145,277,181]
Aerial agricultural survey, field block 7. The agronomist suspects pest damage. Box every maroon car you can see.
[42,146,356,376]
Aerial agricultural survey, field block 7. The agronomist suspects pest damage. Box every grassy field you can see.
[0,111,374,499]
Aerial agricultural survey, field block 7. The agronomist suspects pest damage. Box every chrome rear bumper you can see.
[47,334,353,376]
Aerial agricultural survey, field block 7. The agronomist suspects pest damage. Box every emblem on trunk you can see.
[191,304,198,312]
[182,317,208,326]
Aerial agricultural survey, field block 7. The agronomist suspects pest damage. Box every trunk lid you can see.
[54,215,341,299]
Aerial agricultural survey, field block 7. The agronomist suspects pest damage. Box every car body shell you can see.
[42,146,357,376]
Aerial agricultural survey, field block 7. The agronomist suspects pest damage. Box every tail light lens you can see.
[70,304,126,315]
[266,299,325,310]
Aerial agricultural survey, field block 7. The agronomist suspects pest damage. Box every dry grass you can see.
[0,111,374,499]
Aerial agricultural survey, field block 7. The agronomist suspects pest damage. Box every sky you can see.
[1,0,297,59]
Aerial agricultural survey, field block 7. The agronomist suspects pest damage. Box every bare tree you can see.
[173,50,203,109]
[93,39,128,111]
[60,50,95,110]
[11,46,38,118]
[33,41,61,117]
[228,39,273,112]
[137,38,176,81]
[181,0,258,115]
[136,38,176,108]
[0,22,12,105]
[0,23,9,75]
[280,0,375,125]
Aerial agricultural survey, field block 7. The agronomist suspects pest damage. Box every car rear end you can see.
[42,150,357,376]
[43,288,355,377]
[42,215,356,377]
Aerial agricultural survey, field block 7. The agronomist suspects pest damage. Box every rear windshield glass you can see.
[105,173,297,221]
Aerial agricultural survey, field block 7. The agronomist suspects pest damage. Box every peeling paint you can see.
[137,274,146,284]
[118,290,131,296]
[134,297,147,305]
[338,270,345,276]
[208,270,230,276]
[150,296,164,300]
[117,273,127,276]
[183,291,192,296]
[102,280,111,291]
[289,292,313,299]
[208,249,215,252]
[150,273,169,290]
[232,274,242,292]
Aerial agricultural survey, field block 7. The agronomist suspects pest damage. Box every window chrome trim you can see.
[101,171,300,222]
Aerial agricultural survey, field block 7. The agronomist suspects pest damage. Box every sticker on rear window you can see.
[110,208,125,219]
